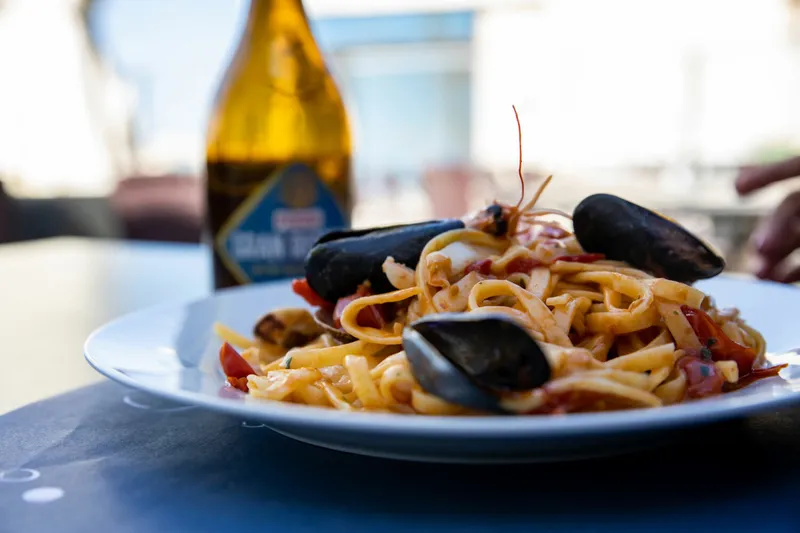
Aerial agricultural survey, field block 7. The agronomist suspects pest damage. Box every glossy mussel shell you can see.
[305,219,464,303]
[572,193,725,283]
[402,313,552,413]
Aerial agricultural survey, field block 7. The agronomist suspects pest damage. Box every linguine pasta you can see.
[215,108,782,416]
[215,215,781,416]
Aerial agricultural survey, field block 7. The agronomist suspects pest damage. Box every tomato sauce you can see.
[464,259,493,276]
[465,257,541,276]
[528,390,616,415]
[332,285,386,329]
[680,305,756,375]
[505,257,540,275]
[677,355,725,399]
[679,305,786,395]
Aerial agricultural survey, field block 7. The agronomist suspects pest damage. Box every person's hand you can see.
[736,156,800,282]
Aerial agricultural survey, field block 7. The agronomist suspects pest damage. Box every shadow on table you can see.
[3,381,798,531]
[227,418,797,518]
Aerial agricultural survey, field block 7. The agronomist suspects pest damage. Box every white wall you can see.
[0,0,135,197]
[471,0,800,174]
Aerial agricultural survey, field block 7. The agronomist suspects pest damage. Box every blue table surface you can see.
[2,380,800,532]
[1,239,799,532]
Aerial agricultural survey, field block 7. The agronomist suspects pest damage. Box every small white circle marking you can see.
[22,487,64,503]
[0,469,40,483]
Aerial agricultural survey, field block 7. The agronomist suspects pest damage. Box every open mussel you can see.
[465,203,509,237]
[402,313,551,413]
[254,308,324,349]
[312,308,357,343]
[572,193,725,283]
[305,219,464,303]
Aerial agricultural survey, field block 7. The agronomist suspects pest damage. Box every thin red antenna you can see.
[512,105,524,209]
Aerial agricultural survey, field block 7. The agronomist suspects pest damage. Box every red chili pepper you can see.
[747,365,787,380]
[726,364,788,390]
[332,285,386,329]
[291,278,334,310]
[680,305,756,376]
[553,253,606,263]
[220,342,255,392]
[504,257,540,274]
[465,259,493,276]
[677,355,725,399]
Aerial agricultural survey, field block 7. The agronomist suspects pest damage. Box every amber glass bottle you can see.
[205,0,352,289]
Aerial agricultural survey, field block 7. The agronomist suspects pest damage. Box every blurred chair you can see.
[0,181,11,243]
[109,175,203,243]
[0,176,203,245]
[0,179,121,243]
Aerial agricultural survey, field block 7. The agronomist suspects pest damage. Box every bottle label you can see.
[215,162,347,283]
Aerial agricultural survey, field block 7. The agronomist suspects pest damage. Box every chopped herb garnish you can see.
[700,347,713,361]
[706,338,717,347]
[700,365,711,377]
[285,357,293,369]
[673,310,679,315]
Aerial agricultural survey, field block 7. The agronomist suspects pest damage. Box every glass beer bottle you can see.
[205,0,352,289]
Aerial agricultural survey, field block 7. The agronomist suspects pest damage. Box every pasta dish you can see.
[215,109,785,415]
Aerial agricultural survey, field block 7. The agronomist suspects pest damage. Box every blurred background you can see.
[2,0,800,271]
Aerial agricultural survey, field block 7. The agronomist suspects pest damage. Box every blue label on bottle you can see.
[215,162,347,283]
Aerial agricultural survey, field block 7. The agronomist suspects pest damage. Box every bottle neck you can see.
[245,0,311,37]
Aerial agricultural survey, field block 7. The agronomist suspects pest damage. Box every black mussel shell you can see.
[572,194,725,283]
[402,313,551,412]
[481,204,508,237]
[403,328,504,413]
[254,308,324,349]
[312,308,356,343]
[305,219,464,303]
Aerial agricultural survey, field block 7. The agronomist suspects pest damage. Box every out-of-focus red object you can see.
[422,165,470,219]
[291,278,334,309]
[110,175,203,243]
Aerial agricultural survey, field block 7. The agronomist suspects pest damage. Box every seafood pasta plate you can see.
[85,112,800,462]
[86,276,800,462]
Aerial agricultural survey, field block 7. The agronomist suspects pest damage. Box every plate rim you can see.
[84,276,800,438]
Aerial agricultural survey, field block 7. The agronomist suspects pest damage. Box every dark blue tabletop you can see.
[2,239,799,533]
[2,380,799,533]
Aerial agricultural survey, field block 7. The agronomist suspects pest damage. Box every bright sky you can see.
[92,0,245,160]
[91,0,800,178]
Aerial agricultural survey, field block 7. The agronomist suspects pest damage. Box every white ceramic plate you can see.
[85,276,800,463]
